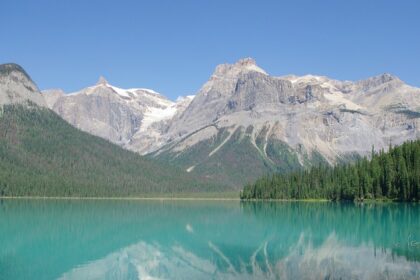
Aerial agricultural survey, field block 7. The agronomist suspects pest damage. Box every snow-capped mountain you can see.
[44,58,420,188]
[43,77,194,154]
[151,58,419,187]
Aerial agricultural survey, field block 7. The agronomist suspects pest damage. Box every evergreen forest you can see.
[241,140,420,201]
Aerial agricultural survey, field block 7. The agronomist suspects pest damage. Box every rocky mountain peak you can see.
[211,58,267,79]
[0,63,32,81]
[235,57,266,73]
[0,63,46,107]
[96,76,109,86]
[368,73,400,84]
[356,73,402,92]
[380,73,398,81]
[236,57,257,66]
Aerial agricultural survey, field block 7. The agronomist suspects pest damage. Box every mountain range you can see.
[0,63,223,197]
[42,58,420,188]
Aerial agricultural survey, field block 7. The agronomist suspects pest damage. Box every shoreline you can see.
[0,196,241,201]
[1,197,415,203]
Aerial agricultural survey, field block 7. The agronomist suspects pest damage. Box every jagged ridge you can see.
[10,60,420,188]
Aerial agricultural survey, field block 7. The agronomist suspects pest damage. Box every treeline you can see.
[0,104,225,197]
[241,140,420,201]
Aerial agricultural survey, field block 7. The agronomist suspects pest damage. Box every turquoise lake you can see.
[0,199,419,279]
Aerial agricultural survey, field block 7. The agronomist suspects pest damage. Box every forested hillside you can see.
[241,140,420,201]
[0,104,225,197]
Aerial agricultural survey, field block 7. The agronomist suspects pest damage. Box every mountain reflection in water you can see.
[59,233,419,280]
[0,200,419,280]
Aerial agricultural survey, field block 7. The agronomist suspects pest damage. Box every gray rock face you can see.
[42,88,65,108]
[0,63,46,107]
[42,58,420,186]
[154,58,420,169]
[165,58,272,137]
[43,77,194,154]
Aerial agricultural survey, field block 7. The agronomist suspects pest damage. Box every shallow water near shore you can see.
[0,199,419,279]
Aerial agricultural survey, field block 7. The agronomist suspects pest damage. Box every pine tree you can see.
[397,156,409,201]
[371,156,382,198]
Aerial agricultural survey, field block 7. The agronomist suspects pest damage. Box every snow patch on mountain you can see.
[108,85,131,98]
[140,105,178,132]
[135,88,160,95]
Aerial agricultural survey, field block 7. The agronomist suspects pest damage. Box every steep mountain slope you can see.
[0,63,46,107]
[44,58,420,188]
[151,58,420,187]
[0,64,225,196]
[43,78,194,154]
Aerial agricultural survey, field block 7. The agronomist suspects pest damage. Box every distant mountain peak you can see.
[356,73,402,91]
[0,63,33,82]
[0,63,46,107]
[234,57,267,75]
[236,57,257,66]
[96,76,109,86]
[212,57,267,78]
[364,73,400,83]
[378,73,400,82]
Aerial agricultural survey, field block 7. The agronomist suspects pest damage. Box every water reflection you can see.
[241,202,420,262]
[59,233,419,280]
[0,199,419,280]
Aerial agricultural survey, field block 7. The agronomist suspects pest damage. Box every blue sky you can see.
[1,0,419,100]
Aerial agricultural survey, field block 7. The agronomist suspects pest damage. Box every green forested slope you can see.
[241,140,420,201]
[0,104,225,197]
[152,126,307,189]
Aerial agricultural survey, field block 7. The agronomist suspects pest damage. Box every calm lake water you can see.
[0,199,419,280]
